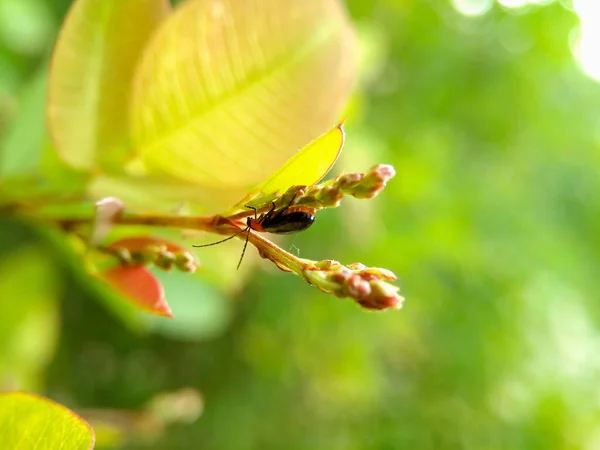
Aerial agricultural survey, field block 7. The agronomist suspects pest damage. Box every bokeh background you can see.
[2,0,600,448]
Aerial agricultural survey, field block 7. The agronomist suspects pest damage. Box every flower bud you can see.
[361,280,404,310]
[301,259,403,311]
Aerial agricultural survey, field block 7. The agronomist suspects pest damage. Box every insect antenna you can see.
[193,226,249,248]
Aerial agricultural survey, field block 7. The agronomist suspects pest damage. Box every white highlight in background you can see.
[573,0,600,82]
[451,0,494,16]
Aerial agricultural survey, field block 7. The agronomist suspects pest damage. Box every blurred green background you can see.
[2,0,600,448]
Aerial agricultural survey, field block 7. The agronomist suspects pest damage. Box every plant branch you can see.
[55,212,239,235]
[14,164,402,311]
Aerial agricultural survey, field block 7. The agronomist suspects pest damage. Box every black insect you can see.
[194,198,316,269]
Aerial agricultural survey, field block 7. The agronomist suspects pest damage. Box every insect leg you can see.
[262,201,277,222]
[237,228,251,270]
[286,193,298,207]
[244,205,258,220]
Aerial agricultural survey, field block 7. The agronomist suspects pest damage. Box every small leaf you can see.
[0,391,95,450]
[227,122,344,213]
[47,0,171,170]
[130,0,355,188]
[257,122,344,193]
[98,265,172,318]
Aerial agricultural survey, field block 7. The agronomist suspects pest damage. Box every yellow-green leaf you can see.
[230,121,345,211]
[47,0,171,171]
[130,0,355,189]
[254,122,345,193]
[0,392,95,449]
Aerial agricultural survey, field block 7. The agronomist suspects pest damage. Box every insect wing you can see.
[227,121,345,213]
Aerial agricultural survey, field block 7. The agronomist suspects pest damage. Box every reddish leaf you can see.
[98,266,172,318]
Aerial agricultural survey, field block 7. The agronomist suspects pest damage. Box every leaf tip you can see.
[98,265,173,318]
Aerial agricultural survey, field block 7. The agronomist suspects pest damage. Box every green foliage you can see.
[0,247,58,390]
[0,392,94,449]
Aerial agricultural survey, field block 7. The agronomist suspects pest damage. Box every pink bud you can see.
[372,164,396,181]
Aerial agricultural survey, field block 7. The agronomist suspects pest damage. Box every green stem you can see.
[56,213,239,235]
[246,231,310,277]
[24,204,315,280]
